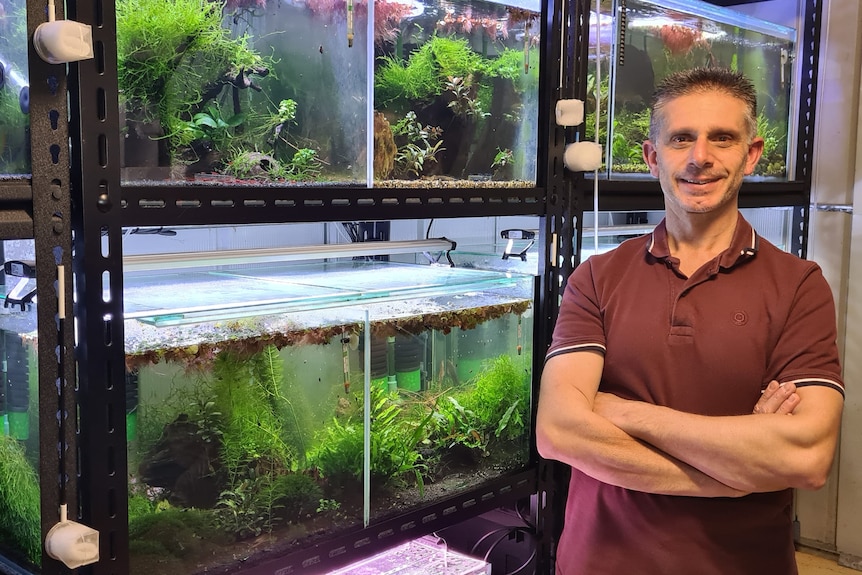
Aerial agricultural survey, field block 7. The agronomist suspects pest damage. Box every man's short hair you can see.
[648,68,758,142]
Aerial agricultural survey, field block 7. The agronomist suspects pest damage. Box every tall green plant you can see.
[0,435,41,565]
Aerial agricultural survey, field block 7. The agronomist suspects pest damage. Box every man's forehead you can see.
[657,93,748,130]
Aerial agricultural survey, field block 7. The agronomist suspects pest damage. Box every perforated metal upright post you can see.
[65,0,130,570]
[25,0,77,572]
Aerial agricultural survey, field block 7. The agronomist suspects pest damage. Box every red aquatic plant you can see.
[659,24,702,56]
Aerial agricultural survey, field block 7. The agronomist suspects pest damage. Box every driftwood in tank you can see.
[138,414,223,509]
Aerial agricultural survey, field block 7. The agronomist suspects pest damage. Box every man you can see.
[535,67,844,574]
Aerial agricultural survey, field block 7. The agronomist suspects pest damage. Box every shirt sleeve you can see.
[545,259,608,362]
[768,262,844,397]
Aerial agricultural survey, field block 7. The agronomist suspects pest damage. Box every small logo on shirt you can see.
[732,311,748,326]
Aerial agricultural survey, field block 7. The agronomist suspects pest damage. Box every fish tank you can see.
[116,0,541,187]
[585,0,796,181]
[119,237,535,574]
[0,241,41,571]
[0,0,31,176]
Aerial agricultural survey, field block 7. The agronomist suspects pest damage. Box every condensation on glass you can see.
[117,0,540,187]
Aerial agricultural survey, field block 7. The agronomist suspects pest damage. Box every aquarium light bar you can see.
[122,238,457,272]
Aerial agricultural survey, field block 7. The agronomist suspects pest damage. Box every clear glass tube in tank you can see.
[116,0,541,188]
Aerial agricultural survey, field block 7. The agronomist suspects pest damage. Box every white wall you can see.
[803,0,862,562]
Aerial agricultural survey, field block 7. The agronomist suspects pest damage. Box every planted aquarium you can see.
[117,0,540,187]
[0,0,31,176]
[122,248,534,574]
[586,0,796,180]
[0,242,42,570]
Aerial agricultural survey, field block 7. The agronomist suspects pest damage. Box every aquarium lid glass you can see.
[123,260,532,327]
[629,0,796,40]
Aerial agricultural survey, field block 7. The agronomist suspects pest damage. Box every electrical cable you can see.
[470,527,511,555]
[504,547,537,575]
[425,218,434,239]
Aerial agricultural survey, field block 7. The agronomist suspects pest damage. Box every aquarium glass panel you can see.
[0,241,42,569]
[580,207,795,258]
[117,0,540,187]
[0,0,31,176]
[587,0,795,181]
[125,256,534,574]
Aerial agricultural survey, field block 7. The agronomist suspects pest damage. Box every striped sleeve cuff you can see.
[545,343,607,362]
[789,377,845,399]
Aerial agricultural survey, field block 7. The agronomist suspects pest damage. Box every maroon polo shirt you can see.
[546,214,844,575]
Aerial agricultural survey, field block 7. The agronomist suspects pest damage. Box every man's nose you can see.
[689,137,713,166]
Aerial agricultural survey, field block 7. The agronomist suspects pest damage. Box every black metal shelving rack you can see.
[4,0,822,573]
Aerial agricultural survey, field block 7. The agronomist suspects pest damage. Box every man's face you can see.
[642,91,764,216]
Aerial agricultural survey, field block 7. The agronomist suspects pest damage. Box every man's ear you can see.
[643,140,659,177]
[744,137,765,176]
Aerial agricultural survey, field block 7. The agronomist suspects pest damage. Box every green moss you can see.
[116,0,265,155]
[0,435,41,565]
[129,508,226,556]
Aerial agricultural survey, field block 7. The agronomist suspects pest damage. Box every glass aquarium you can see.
[586,0,796,180]
[122,248,534,574]
[0,0,31,176]
[0,240,41,570]
[117,0,541,187]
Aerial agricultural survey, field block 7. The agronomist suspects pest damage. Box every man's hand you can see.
[753,380,800,415]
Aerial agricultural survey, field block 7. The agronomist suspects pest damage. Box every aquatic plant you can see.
[116,0,266,158]
[755,112,787,178]
[270,473,323,522]
[311,385,431,490]
[178,104,247,154]
[444,76,487,118]
[0,435,41,565]
[392,111,444,178]
[375,36,483,108]
[213,347,299,481]
[216,477,282,538]
[432,354,529,454]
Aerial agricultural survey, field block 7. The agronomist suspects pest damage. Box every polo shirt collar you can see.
[647,213,759,270]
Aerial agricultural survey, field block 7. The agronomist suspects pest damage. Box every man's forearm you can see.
[537,407,747,497]
[595,387,843,492]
